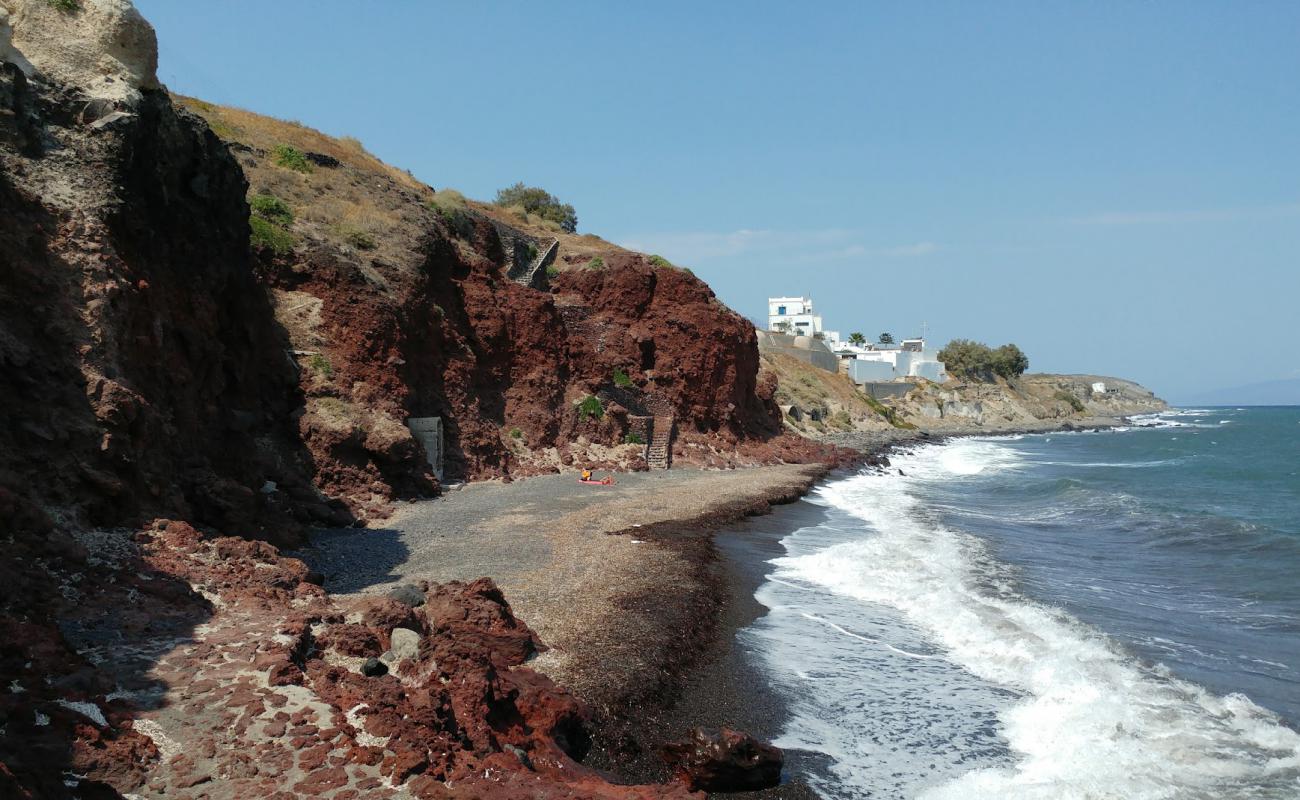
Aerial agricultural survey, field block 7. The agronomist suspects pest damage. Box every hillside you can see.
[765,350,1166,439]
[0,2,839,796]
[167,97,839,520]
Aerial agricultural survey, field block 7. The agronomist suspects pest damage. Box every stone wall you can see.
[755,330,838,373]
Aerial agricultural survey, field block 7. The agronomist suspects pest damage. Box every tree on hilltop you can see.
[938,339,1029,381]
[878,332,894,344]
[494,182,578,233]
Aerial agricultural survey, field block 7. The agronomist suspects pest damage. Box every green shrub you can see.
[613,368,633,388]
[46,0,80,11]
[1055,390,1086,413]
[342,228,377,250]
[576,395,604,421]
[647,254,673,268]
[938,339,1029,381]
[523,243,538,263]
[586,256,604,270]
[493,183,577,233]
[250,194,293,227]
[250,216,295,254]
[545,265,560,278]
[510,427,523,439]
[624,431,644,445]
[272,144,313,173]
[308,353,333,377]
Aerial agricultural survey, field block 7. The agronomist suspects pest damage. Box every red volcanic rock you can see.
[663,727,783,793]
[292,766,349,795]
[419,578,543,668]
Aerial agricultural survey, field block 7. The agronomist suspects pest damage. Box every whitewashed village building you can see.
[767,297,839,344]
[767,295,947,383]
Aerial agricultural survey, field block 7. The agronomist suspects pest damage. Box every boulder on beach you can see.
[663,726,783,792]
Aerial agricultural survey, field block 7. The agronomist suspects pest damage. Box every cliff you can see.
[0,1,834,796]
[166,98,824,520]
[764,351,1167,438]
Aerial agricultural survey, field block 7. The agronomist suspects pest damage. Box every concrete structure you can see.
[406,417,444,480]
[755,330,839,373]
[861,382,915,401]
[849,359,896,383]
[768,296,827,339]
[847,337,948,383]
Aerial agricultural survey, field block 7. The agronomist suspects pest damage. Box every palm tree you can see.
[848,332,866,346]
[879,332,895,344]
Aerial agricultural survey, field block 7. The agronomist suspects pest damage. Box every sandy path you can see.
[299,465,824,710]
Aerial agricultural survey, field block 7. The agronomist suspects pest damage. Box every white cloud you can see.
[1069,203,1300,226]
[879,241,940,257]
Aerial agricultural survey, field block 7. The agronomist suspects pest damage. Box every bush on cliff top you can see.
[494,182,577,233]
[938,339,1029,381]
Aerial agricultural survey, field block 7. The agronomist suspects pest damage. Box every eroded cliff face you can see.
[0,37,314,544]
[0,3,822,796]
[171,98,806,519]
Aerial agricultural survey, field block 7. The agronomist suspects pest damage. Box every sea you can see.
[737,406,1300,799]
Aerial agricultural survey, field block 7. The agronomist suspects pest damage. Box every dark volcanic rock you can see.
[386,583,426,608]
[663,727,783,793]
[361,657,388,677]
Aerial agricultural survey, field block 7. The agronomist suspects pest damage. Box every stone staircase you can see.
[508,237,558,289]
[646,414,674,470]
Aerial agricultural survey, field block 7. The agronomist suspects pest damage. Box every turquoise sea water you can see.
[744,407,1300,798]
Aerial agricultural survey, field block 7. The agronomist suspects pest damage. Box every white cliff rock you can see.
[2,0,158,103]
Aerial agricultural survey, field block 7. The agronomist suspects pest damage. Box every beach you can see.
[300,465,830,788]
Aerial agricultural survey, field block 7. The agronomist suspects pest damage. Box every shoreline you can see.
[297,412,1156,795]
[596,412,1163,793]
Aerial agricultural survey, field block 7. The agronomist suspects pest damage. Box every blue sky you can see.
[138,1,1299,402]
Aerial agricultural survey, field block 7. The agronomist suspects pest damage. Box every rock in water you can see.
[663,726,783,792]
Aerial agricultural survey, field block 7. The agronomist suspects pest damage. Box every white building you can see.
[847,337,948,383]
[767,295,945,381]
[768,297,829,340]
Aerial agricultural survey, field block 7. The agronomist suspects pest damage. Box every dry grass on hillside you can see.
[762,351,894,433]
[173,95,662,277]
[173,95,437,278]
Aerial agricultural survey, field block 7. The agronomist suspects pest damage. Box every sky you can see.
[137,1,1300,403]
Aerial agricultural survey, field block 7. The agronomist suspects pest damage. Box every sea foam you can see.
[764,438,1300,799]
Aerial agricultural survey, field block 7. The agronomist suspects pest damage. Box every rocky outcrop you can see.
[891,373,1167,432]
[2,0,158,102]
[663,728,784,793]
[0,514,699,798]
[0,3,840,795]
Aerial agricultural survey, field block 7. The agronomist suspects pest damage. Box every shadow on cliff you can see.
[0,87,353,797]
[0,171,218,797]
